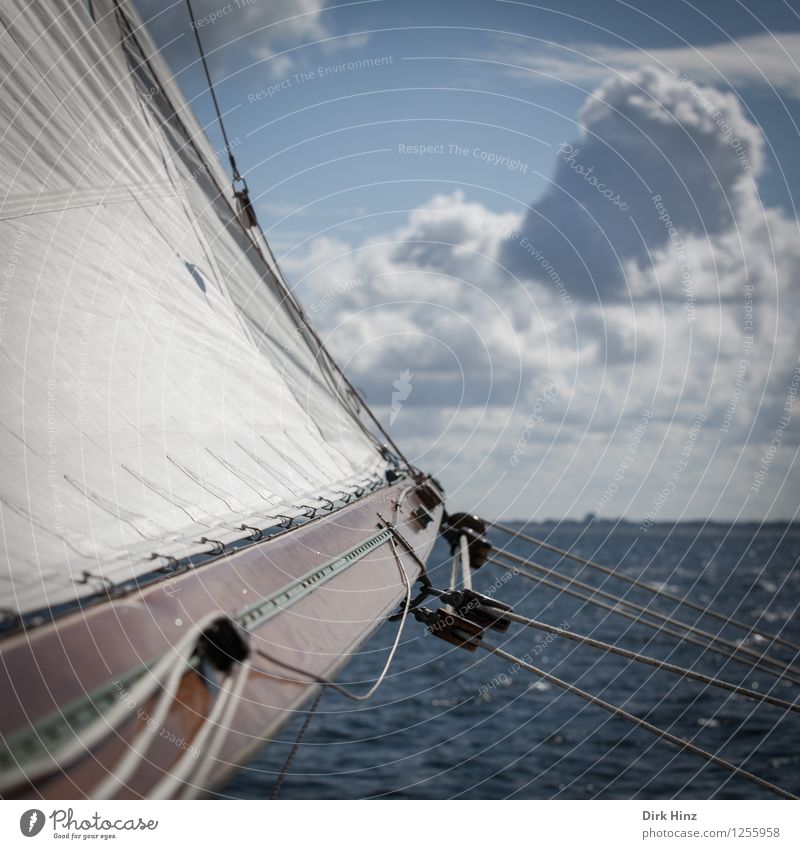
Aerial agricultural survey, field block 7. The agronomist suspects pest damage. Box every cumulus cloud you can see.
[501,67,764,301]
[283,194,543,412]
[284,70,799,519]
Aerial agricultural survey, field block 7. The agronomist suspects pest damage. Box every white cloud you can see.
[483,31,800,98]
[502,67,764,300]
[284,69,799,521]
[134,0,356,77]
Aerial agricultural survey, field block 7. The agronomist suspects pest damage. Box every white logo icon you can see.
[390,370,413,425]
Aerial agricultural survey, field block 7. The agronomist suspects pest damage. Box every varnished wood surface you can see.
[1,478,443,798]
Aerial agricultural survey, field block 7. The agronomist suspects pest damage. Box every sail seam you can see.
[0,180,183,221]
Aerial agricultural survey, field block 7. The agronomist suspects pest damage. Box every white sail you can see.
[0,0,386,616]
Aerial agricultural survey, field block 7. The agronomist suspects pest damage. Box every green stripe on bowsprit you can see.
[0,662,148,775]
[0,529,393,777]
[236,527,394,632]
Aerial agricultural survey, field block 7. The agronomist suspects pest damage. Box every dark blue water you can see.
[222,521,800,799]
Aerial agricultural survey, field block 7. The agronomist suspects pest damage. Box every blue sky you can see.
[135,0,800,522]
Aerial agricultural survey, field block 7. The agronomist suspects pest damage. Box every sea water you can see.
[223,521,800,799]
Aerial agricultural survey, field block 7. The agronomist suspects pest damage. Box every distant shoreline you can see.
[498,517,800,529]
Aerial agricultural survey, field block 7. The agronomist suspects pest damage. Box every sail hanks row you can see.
[0,0,386,616]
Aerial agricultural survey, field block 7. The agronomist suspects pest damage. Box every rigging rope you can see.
[449,548,460,597]
[480,641,798,800]
[260,517,417,795]
[181,0,416,471]
[254,536,412,701]
[94,517,414,797]
[488,520,800,654]
[0,610,226,795]
[271,689,324,800]
[91,640,201,799]
[182,660,252,798]
[486,556,800,685]
[88,612,250,799]
[503,611,800,714]
[148,661,249,800]
[490,547,800,684]
[185,0,240,179]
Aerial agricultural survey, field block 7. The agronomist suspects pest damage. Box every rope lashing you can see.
[97,615,250,800]
[254,536,412,701]
[487,555,800,684]
[181,660,252,798]
[0,611,235,795]
[488,520,800,655]
[91,645,205,799]
[175,660,251,799]
[479,641,798,801]
[442,533,474,614]
[490,547,800,684]
[503,611,800,714]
